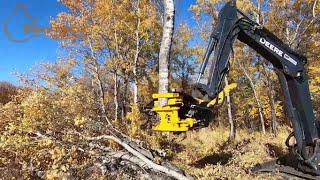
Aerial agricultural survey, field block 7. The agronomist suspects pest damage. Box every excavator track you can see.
[253,158,320,180]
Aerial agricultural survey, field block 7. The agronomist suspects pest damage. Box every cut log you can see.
[87,135,192,180]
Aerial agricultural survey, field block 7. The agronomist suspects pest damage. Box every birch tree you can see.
[158,0,175,106]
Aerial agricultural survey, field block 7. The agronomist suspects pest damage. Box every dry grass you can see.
[168,126,291,179]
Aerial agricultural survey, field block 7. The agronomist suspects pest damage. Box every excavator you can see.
[143,1,320,179]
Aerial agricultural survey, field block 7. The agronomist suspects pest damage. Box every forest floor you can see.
[166,126,292,179]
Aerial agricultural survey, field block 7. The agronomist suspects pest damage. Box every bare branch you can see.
[291,19,304,48]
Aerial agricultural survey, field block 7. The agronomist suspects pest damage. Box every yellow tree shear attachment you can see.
[151,83,237,132]
[151,93,195,131]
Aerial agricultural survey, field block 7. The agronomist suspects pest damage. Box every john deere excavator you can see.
[144,1,320,179]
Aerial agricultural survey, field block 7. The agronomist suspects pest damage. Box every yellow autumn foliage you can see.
[0,0,320,179]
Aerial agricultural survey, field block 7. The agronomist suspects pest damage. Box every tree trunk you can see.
[262,62,278,136]
[251,81,266,134]
[267,77,278,136]
[114,72,119,121]
[225,76,235,140]
[87,38,112,125]
[158,0,175,107]
[269,88,277,136]
[256,0,262,24]
[237,59,266,134]
[122,77,128,120]
[255,1,266,133]
[133,6,141,104]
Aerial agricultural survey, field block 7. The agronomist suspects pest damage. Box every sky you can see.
[0,0,197,85]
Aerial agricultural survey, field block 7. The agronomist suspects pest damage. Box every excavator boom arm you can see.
[145,0,320,176]
[195,1,320,174]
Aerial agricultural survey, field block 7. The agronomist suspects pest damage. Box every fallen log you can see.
[86,135,193,180]
[32,131,192,179]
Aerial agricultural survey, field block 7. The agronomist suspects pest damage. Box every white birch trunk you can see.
[133,11,141,104]
[158,0,175,107]
[114,72,118,121]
